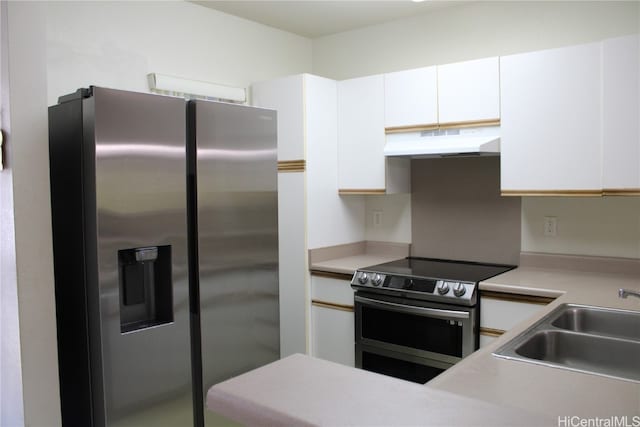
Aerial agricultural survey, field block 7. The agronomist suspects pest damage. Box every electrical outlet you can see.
[373,211,383,228]
[543,216,557,237]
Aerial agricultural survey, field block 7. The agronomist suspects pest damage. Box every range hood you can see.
[384,125,500,158]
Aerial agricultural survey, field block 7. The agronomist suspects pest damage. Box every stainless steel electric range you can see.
[351,257,515,384]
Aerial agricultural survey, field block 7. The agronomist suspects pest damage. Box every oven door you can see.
[356,343,453,384]
[354,293,478,383]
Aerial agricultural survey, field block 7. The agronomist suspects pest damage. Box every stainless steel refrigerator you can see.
[48,87,279,427]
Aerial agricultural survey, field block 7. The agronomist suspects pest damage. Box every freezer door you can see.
[91,88,193,426]
[193,100,279,424]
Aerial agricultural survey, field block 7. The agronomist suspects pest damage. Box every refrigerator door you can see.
[193,101,279,425]
[90,88,193,426]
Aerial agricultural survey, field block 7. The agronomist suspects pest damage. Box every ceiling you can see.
[192,1,462,39]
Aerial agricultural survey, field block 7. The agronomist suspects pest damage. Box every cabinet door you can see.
[310,275,355,367]
[337,75,387,192]
[278,172,308,357]
[311,275,355,305]
[338,75,410,194]
[500,43,602,194]
[311,305,355,367]
[479,334,498,349]
[480,297,545,332]
[438,57,500,124]
[602,34,640,194]
[252,75,305,161]
[252,75,308,357]
[479,293,550,349]
[384,66,438,129]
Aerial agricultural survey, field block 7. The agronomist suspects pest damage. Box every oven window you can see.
[362,351,445,384]
[361,305,463,357]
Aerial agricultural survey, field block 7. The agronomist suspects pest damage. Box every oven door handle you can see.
[354,295,470,320]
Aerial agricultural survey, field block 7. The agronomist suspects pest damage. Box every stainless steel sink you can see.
[551,305,640,341]
[494,304,640,383]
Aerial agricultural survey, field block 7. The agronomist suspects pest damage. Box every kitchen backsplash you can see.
[522,196,640,259]
[410,156,521,265]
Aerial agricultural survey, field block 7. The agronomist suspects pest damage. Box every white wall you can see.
[0,2,313,425]
[46,1,312,105]
[312,1,640,258]
[3,2,60,426]
[0,3,24,425]
[364,194,411,244]
[313,1,639,80]
[522,197,640,259]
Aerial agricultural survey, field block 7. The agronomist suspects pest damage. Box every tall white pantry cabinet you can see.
[252,74,350,358]
[252,75,307,358]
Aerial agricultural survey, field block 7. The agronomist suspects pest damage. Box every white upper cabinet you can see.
[252,75,304,161]
[338,75,385,191]
[437,57,500,124]
[383,59,499,129]
[338,75,410,194]
[384,66,438,129]
[602,34,640,194]
[500,42,602,194]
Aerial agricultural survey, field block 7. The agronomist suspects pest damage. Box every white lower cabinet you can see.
[311,304,355,367]
[310,274,355,367]
[479,292,554,348]
[479,334,498,348]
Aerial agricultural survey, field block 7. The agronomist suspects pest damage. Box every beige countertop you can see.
[308,241,410,276]
[430,266,640,418]
[310,254,405,276]
[208,258,640,425]
[207,353,551,426]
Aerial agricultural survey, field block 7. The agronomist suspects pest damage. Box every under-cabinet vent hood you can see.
[384,125,500,158]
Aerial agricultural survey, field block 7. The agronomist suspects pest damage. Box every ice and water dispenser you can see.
[118,245,173,333]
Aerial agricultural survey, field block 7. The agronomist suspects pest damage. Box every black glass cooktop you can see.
[362,257,516,283]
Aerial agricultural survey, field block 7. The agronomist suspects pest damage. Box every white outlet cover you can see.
[373,211,383,228]
[543,216,557,237]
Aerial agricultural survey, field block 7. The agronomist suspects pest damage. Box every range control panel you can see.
[351,270,476,304]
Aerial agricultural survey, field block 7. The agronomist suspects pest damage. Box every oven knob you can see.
[437,281,450,295]
[371,274,383,286]
[453,283,467,297]
[358,273,369,284]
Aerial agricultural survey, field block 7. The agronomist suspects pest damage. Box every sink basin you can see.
[494,304,640,383]
[551,306,640,341]
[514,330,640,382]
